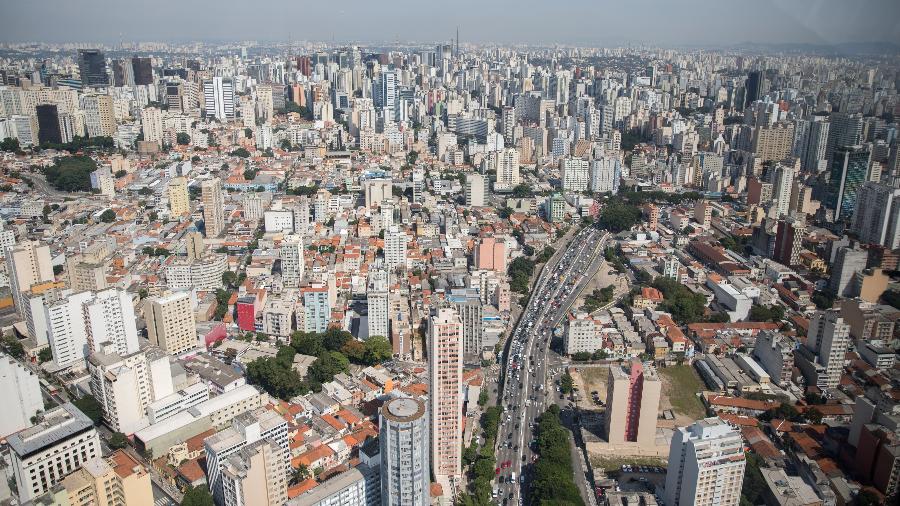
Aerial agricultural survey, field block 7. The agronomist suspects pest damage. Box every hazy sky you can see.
[2,0,899,47]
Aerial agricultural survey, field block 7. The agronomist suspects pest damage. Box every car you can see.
[495,467,501,475]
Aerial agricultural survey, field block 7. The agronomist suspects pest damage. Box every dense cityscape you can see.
[0,6,898,506]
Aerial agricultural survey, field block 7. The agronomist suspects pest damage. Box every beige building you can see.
[202,178,225,237]
[604,360,661,448]
[429,307,463,490]
[185,231,205,260]
[141,106,164,147]
[168,176,190,216]
[82,94,116,138]
[664,417,745,506]
[6,240,54,312]
[66,253,109,292]
[220,440,288,506]
[752,122,795,163]
[145,291,198,355]
[61,450,153,506]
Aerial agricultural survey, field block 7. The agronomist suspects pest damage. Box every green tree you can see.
[230,147,251,158]
[290,464,310,485]
[38,347,52,363]
[98,209,116,223]
[42,155,96,192]
[176,133,191,145]
[72,395,103,425]
[0,137,21,152]
[0,334,24,359]
[598,198,642,232]
[363,335,392,364]
[108,432,128,449]
[181,485,214,506]
[560,372,574,394]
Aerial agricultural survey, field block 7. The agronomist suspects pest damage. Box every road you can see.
[493,225,608,505]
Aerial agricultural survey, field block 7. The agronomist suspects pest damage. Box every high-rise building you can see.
[604,360,661,447]
[0,353,44,438]
[131,57,153,86]
[827,112,863,161]
[664,417,746,506]
[301,286,330,333]
[829,245,868,297]
[145,291,198,356]
[204,77,236,121]
[744,70,763,108]
[220,440,288,506]
[803,310,851,389]
[384,226,407,271]
[88,345,174,434]
[111,58,134,87]
[852,182,900,249]
[81,94,116,138]
[429,307,463,489]
[374,70,398,119]
[495,148,521,189]
[36,103,62,145]
[77,49,109,87]
[367,269,390,339]
[6,240,54,313]
[8,403,102,502]
[380,397,430,506]
[590,156,621,194]
[753,122,794,162]
[185,232,204,261]
[141,106,164,146]
[82,288,140,356]
[168,176,190,216]
[826,145,872,221]
[364,179,392,209]
[465,173,486,207]
[773,215,806,267]
[280,234,305,287]
[202,178,225,237]
[204,408,289,503]
[801,116,830,172]
[448,288,484,359]
[771,163,794,218]
[561,157,590,192]
[45,291,93,370]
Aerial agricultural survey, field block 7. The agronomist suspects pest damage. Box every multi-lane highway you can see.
[492,226,608,505]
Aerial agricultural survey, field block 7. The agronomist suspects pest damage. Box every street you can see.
[493,225,608,505]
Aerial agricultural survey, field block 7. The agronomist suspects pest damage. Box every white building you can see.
[561,157,590,192]
[0,354,44,438]
[46,291,94,370]
[380,397,429,506]
[8,403,102,502]
[83,288,140,357]
[88,345,174,434]
[367,269,390,339]
[280,234,305,288]
[384,227,408,271]
[465,173,487,207]
[204,77,235,121]
[564,314,601,355]
[663,417,746,506]
[264,209,294,233]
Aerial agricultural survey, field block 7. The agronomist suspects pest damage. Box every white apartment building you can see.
[280,234,305,287]
[83,288,140,357]
[565,314,601,355]
[8,403,102,502]
[145,291,198,356]
[367,269,390,339]
[164,253,228,290]
[561,157,590,192]
[664,417,746,506]
[384,227,407,271]
[88,345,175,434]
[0,353,44,438]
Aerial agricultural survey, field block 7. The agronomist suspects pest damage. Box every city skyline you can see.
[2,0,900,48]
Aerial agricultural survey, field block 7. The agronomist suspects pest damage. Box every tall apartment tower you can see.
[604,360,661,447]
[664,417,746,506]
[204,77,235,121]
[465,173,486,207]
[380,397,430,506]
[384,227,408,271]
[496,147,521,189]
[77,49,109,87]
[168,176,191,216]
[201,178,225,238]
[806,309,851,389]
[45,291,93,370]
[0,354,44,438]
[141,106,164,146]
[8,403,102,502]
[81,94,116,138]
[367,269,390,339]
[852,182,900,249]
[280,234,305,287]
[826,145,872,221]
[131,57,153,86]
[82,288,140,357]
[429,307,463,490]
[6,240,54,312]
[220,440,288,506]
[145,291,198,356]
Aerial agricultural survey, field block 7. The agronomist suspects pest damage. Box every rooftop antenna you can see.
[456,26,459,59]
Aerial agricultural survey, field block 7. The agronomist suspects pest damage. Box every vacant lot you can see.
[658,364,707,423]
[577,365,610,402]
[590,454,667,472]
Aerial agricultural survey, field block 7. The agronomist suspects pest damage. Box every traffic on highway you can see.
[492,225,608,505]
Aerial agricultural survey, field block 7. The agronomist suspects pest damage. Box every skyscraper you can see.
[111,58,134,87]
[131,57,153,86]
[604,360,661,447]
[828,245,868,298]
[664,417,746,506]
[744,70,763,108]
[384,227,407,271]
[449,288,484,359]
[81,94,116,137]
[301,286,330,333]
[6,240,54,313]
[141,106,164,146]
[826,145,872,221]
[851,182,900,249]
[465,173,486,207]
[495,147,521,189]
[145,291,198,356]
[168,176,190,216]
[77,49,109,87]
[801,115,830,172]
[561,157,590,192]
[280,234,305,287]
[36,104,62,145]
[771,163,795,218]
[380,397,430,506]
[204,77,235,121]
[82,288,140,357]
[429,307,463,490]
[804,309,851,389]
[367,269,390,339]
[202,178,225,237]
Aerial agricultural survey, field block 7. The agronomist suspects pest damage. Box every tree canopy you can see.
[42,155,96,192]
[597,198,642,232]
